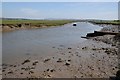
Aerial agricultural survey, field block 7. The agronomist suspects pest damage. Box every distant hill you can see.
[0,18,30,20]
[0,18,82,21]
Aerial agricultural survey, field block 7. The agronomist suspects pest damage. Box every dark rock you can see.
[57,58,63,63]
[50,69,55,72]
[44,59,50,63]
[21,68,25,70]
[68,48,72,49]
[68,60,71,62]
[92,48,97,50]
[65,62,70,66]
[102,48,105,50]
[17,24,22,27]
[21,67,31,71]
[3,67,7,69]
[113,68,115,70]
[115,66,118,69]
[32,63,36,66]
[9,65,13,67]
[2,70,5,72]
[20,73,23,74]
[47,75,51,77]
[116,70,120,77]
[98,67,100,70]
[47,69,49,71]
[31,67,35,69]
[8,71,13,74]
[29,71,34,74]
[22,59,30,65]
[32,60,39,66]
[82,47,87,50]
[2,64,8,66]
[14,65,16,67]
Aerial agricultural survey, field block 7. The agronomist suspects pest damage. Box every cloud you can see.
[20,8,40,17]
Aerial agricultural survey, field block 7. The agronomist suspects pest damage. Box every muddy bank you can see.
[90,24,120,77]
[1,20,77,32]
[1,24,51,32]
[91,25,119,46]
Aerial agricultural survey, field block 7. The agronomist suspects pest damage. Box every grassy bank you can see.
[1,19,77,31]
[1,19,76,26]
[89,20,120,25]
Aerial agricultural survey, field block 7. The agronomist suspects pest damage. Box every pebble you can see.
[68,48,72,49]
[20,73,23,74]
[57,58,63,63]
[8,71,13,74]
[2,70,5,72]
[44,59,51,63]
[32,60,39,66]
[50,69,55,72]
[14,65,17,67]
[22,59,30,65]
[29,71,34,74]
[82,47,87,50]
[65,62,70,66]
[47,69,49,71]
[68,60,71,62]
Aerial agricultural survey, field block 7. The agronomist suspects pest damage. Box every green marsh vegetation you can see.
[1,19,76,27]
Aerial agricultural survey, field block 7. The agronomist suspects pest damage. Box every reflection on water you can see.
[2,22,102,62]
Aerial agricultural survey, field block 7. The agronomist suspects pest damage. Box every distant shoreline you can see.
[1,19,120,32]
[89,20,120,25]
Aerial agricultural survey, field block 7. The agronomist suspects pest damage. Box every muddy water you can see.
[2,22,102,63]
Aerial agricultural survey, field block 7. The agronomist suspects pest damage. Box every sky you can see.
[2,2,118,20]
[2,0,120,2]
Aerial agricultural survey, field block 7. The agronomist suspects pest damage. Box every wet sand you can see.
[2,23,119,78]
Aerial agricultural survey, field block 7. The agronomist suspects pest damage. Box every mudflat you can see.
[2,22,119,78]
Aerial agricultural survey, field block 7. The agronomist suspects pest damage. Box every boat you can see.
[73,23,77,26]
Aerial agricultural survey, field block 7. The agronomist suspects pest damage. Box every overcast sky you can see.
[2,2,118,20]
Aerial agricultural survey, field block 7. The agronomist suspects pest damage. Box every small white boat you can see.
[73,23,77,26]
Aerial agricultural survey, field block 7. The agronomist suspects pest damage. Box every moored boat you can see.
[73,23,77,26]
